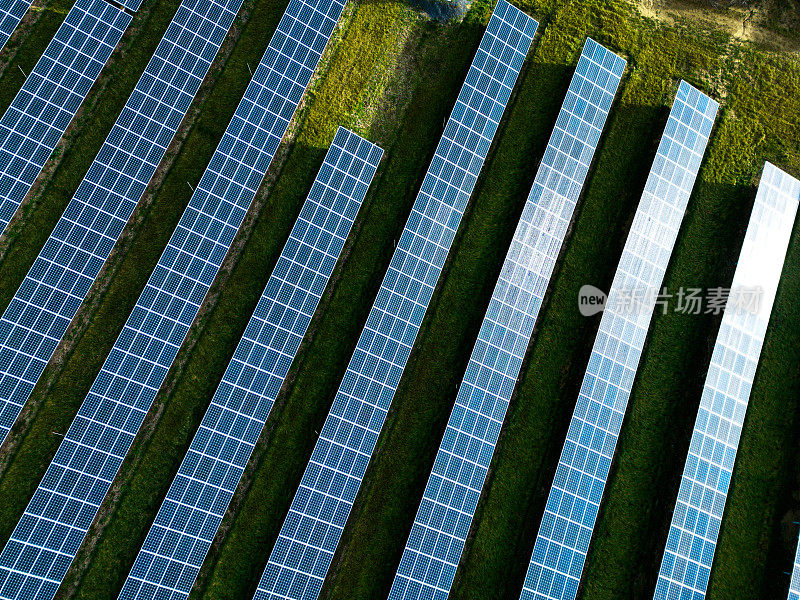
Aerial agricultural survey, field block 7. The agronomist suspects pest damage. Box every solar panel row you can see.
[118,126,382,600]
[0,0,131,234]
[520,80,718,600]
[0,0,32,53]
[0,0,245,448]
[254,3,536,599]
[388,37,625,600]
[0,0,347,596]
[655,162,800,600]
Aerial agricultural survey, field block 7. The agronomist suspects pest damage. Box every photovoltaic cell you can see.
[254,3,536,599]
[655,162,799,600]
[0,0,131,234]
[0,0,247,448]
[520,80,718,600]
[388,38,625,600]
[117,127,382,600]
[0,0,347,595]
[0,0,32,52]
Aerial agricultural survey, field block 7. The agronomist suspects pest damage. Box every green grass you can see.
[1,0,799,599]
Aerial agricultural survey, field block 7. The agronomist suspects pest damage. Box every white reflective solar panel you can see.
[0,0,346,596]
[388,38,625,600]
[655,162,799,600]
[0,0,32,52]
[253,3,536,599]
[118,127,382,600]
[0,0,131,234]
[0,0,246,448]
[520,81,718,600]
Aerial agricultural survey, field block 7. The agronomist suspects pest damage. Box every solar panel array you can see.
[0,0,246,448]
[254,3,536,599]
[655,162,800,600]
[0,0,348,594]
[388,38,625,600]
[520,80,718,600]
[0,0,131,235]
[0,0,32,52]
[118,127,382,600]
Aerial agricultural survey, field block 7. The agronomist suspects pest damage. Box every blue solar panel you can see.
[520,81,718,600]
[0,0,346,595]
[0,0,32,52]
[0,0,246,448]
[790,529,800,600]
[117,127,382,600]
[0,0,131,234]
[655,162,799,600]
[120,0,145,15]
[253,3,536,599]
[388,38,625,600]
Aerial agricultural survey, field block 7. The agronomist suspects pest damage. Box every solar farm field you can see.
[0,0,798,599]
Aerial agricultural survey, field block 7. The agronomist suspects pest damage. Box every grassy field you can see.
[0,0,799,599]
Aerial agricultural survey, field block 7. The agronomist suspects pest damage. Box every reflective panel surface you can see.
[388,37,625,600]
[520,81,718,600]
[655,162,799,600]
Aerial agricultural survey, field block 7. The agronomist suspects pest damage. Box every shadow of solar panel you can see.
[0,0,348,596]
[655,163,799,600]
[0,0,247,449]
[387,38,625,600]
[520,81,719,600]
[117,127,382,600]
[253,3,536,599]
[0,0,32,52]
[0,0,131,234]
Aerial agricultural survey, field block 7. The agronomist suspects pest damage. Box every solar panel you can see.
[388,38,625,600]
[0,0,132,235]
[0,0,247,448]
[254,3,536,599]
[0,0,32,53]
[520,80,718,600]
[654,162,799,600]
[120,0,145,16]
[790,530,800,600]
[117,127,382,600]
[0,0,347,595]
